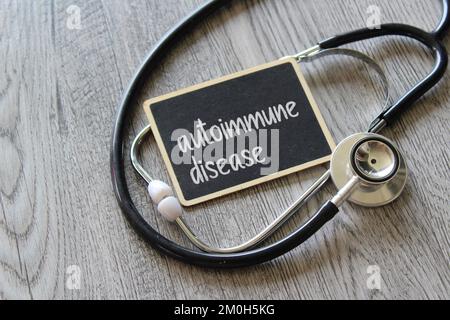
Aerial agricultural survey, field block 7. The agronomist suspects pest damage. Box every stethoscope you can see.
[111,0,449,268]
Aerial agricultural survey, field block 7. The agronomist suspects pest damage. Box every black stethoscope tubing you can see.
[111,0,448,268]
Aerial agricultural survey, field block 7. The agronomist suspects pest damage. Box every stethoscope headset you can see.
[111,0,449,268]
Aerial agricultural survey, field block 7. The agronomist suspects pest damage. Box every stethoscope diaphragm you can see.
[330,133,408,207]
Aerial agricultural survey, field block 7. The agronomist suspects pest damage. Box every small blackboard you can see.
[144,58,335,206]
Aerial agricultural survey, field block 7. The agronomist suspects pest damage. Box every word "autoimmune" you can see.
[177,100,298,153]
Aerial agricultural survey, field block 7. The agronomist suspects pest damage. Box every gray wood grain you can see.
[0,0,448,300]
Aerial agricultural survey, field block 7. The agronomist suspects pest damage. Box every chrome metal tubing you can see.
[176,170,331,253]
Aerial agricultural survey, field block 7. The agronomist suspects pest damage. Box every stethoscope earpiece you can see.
[330,133,408,208]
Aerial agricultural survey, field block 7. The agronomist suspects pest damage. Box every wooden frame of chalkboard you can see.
[144,58,335,206]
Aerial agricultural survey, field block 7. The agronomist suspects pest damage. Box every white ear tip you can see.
[148,180,173,204]
[157,196,182,222]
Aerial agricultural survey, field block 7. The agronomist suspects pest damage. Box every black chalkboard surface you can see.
[144,58,335,206]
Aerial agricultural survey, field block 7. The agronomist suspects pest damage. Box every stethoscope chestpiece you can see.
[330,133,408,207]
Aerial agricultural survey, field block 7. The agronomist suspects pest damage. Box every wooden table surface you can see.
[1,0,449,300]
